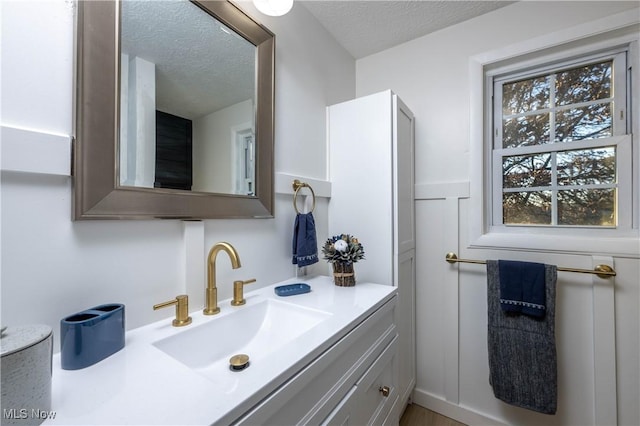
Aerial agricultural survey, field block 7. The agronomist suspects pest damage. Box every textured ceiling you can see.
[121,0,255,119]
[120,0,517,119]
[300,0,516,59]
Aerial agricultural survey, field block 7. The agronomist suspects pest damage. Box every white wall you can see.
[192,99,253,193]
[0,0,354,349]
[4,1,639,424]
[356,2,639,426]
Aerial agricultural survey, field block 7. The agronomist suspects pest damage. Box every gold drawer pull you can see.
[378,385,390,397]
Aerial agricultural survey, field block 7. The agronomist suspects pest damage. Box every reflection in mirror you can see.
[120,0,256,195]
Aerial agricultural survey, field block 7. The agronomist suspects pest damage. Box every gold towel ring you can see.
[292,179,316,214]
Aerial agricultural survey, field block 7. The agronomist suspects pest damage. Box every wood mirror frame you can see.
[74,0,274,220]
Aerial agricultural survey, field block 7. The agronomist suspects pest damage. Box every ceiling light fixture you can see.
[253,0,293,16]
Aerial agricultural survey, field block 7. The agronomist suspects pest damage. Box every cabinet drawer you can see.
[353,335,398,425]
[322,336,398,426]
[234,296,397,426]
[321,386,357,426]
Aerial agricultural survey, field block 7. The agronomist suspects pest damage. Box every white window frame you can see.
[469,11,639,257]
[491,50,630,231]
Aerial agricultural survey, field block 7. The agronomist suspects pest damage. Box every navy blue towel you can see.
[487,260,558,415]
[498,260,546,318]
[292,212,318,267]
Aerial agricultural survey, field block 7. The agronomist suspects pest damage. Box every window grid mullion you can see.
[502,97,613,121]
[549,73,557,144]
[549,72,559,226]
[503,183,618,193]
[551,152,558,225]
[493,82,503,149]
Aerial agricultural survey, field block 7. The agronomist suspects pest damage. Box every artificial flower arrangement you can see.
[321,234,365,286]
[321,234,365,263]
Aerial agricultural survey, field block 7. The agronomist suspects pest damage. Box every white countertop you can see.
[46,276,395,425]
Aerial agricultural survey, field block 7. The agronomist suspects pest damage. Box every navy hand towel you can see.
[487,260,558,415]
[292,212,318,267]
[498,260,546,318]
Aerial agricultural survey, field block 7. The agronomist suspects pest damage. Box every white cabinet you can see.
[323,336,398,426]
[232,295,398,426]
[328,90,416,418]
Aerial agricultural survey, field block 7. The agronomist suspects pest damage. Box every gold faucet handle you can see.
[153,294,192,327]
[231,279,256,306]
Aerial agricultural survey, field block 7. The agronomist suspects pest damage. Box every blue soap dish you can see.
[274,283,311,297]
[60,303,125,370]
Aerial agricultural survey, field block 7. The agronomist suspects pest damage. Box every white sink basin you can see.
[153,298,332,376]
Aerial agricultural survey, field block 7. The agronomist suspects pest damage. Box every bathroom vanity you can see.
[45,276,398,425]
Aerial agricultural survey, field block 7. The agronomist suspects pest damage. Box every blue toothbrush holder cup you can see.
[60,304,125,370]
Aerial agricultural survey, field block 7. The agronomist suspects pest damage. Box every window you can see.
[490,49,631,231]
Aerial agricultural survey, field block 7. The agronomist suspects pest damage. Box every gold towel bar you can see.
[445,252,616,279]
[292,179,316,214]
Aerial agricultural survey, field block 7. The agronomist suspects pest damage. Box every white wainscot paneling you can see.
[414,199,454,401]
[412,181,635,426]
[612,258,640,426]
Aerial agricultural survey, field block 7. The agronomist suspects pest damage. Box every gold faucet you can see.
[204,242,241,315]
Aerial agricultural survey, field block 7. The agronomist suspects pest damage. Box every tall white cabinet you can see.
[327,90,416,420]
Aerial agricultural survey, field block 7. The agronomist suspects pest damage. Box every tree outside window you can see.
[494,56,626,227]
